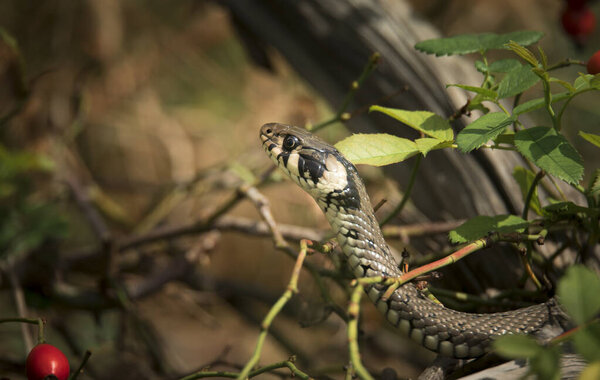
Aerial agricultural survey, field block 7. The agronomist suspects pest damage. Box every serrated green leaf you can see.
[543,201,597,217]
[575,74,600,91]
[494,132,515,145]
[515,126,583,184]
[415,31,543,56]
[493,334,542,359]
[497,65,540,99]
[558,265,600,325]
[580,131,600,149]
[513,92,572,115]
[456,112,514,152]
[488,59,522,73]
[414,138,451,156]
[590,169,600,196]
[505,41,539,67]
[513,166,543,216]
[369,106,454,141]
[335,133,418,166]
[591,74,600,90]
[447,84,498,99]
[449,214,529,243]
[574,322,600,362]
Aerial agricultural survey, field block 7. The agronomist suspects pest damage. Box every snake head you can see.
[259,123,357,204]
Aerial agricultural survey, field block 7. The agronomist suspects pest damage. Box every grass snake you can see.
[260,122,567,358]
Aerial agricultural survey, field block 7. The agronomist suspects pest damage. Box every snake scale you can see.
[260,122,566,358]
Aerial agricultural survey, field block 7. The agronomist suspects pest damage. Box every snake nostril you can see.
[265,127,272,134]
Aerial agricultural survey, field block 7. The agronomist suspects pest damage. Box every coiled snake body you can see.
[260,122,565,358]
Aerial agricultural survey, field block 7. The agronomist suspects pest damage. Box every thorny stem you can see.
[310,53,380,132]
[236,241,309,380]
[380,155,422,227]
[372,231,546,301]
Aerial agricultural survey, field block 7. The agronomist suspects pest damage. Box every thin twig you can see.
[380,155,422,227]
[347,282,374,380]
[4,261,34,353]
[236,240,309,380]
[382,219,465,241]
[309,53,380,132]
[64,175,111,243]
[179,359,312,380]
[522,170,545,220]
[68,350,92,380]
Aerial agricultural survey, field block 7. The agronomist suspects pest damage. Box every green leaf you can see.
[414,138,451,156]
[488,59,522,73]
[505,41,539,67]
[369,106,454,141]
[513,92,571,115]
[456,112,514,152]
[558,265,600,325]
[474,60,487,73]
[447,84,498,99]
[513,166,543,216]
[497,65,540,99]
[580,131,600,149]
[335,133,419,166]
[493,334,542,358]
[494,132,515,145]
[590,169,600,196]
[415,31,543,56]
[449,214,529,243]
[543,201,598,217]
[574,322,600,362]
[514,126,584,184]
[575,74,600,91]
[529,346,561,380]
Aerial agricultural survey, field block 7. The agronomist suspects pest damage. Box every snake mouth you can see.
[259,123,281,158]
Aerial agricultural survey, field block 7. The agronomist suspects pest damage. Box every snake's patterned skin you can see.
[260,122,565,358]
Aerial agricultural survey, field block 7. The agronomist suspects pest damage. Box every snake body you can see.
[260,122,565,358]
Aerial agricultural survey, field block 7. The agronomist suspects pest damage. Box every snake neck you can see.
[312,160,402,280]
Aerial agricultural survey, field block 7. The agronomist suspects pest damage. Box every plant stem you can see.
[179,359,312,380]
[236,241,308,380]
[380,155,422,227]
[310,53,380,132]
[68,350,92,380]
[522,170,545,220]
[0,317,45,344]
[347,283,374,380]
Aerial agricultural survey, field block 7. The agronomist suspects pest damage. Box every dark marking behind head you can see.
[298,153,325,184]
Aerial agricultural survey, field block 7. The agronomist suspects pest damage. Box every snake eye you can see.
[282,135,300,151]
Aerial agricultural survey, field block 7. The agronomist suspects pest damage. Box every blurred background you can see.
[0,1,598,379]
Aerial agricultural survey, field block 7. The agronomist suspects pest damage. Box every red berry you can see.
[561,6,596,40]
[26,344,70,380]
[588,50,600,75]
